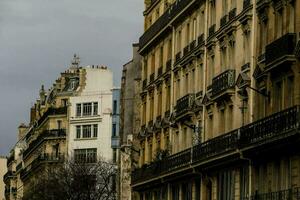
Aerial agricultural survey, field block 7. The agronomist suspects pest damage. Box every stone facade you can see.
[132,0,300,199]
[119,44,142,200]
[0,156,6,200]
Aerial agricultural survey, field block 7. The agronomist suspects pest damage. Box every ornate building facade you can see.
[132,0,300,199]
[4,55,116,199]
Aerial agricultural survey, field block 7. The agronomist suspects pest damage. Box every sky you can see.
[0,0,144,155]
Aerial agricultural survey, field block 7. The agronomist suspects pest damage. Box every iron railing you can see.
[190,40,196,50]
[244,187,300,200]
[139,0,194,50]
[193,129,239,162]
[142,79,147,89]
[220,15,228,27]
[198,34,204,46]
[211,69,236,97]
[243,0,251,10]
[37,107,67,126]
[158,66,163,77]
[265,33,296,67]
[175,52,181,63]
[183,45,189,56]
[150,73,155,82]
[166,59,172,72]
[175,94,195,117]
[23,129,66,159]
[240,105,300,147]
[229,8,236,21]
[208,24,216,37]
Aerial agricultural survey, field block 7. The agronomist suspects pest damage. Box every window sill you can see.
[74,137,98,141]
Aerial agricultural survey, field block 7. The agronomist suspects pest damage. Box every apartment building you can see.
[132,0,300,199]
[119,44,142,200]
[4,55,116,199]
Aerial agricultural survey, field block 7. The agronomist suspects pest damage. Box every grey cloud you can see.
[0,0,144,155]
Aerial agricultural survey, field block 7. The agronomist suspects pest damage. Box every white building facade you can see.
[68,66,114,162]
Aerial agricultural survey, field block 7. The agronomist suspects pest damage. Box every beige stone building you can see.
[132,0,300,199]
[0,156,7,200]
[4,55,117,199]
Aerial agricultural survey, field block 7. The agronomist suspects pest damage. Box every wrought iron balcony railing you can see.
[7,154,15,166]
[3,171,15,182]
[229,8,236,21]
[190,40,196,50]
[23,129,66,159]
[139,0,194,51]
[265,33,296,68]
[193,129,239,162]
[208,24,216,38]
[175,93,195,117]
[198,34,204,46]
[37,107,67,126]
[175,52,181,63]
[166,59,172,72]
[211,69,236,97]
[243,187,300,200]
[142,79,147,89]
[150,73,155,83]
[132,105,300,185]
[16,162,22,172]
[157,66,163,77]
[220,15,228,28]
[240,105,300,147]
[243,0,251,10]
[183,45,189,56]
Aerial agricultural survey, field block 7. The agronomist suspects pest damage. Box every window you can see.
[76,125,81,139]
[57,120,62,129]
[74,148,97,163]
[76,104,81,116]
[93,102,98,115]
[287,76,294,107]
[83,103,92,116]
[182,182,192,200]
[274,81,283,112]
[112,124,117,137]
[82,125,92,138]
[217,170,235,200]
[61,99,68,107]
[93,124,98,138]
[113,100,117,114]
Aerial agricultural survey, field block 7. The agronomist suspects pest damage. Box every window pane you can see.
[112,124,116,137]
[76,104,81,116]
[93,124,98,138]
[83,103,92,116]
[76,126,81,139]
[93,102,98,115]
[83,125,91,138]
[113,100,117,114]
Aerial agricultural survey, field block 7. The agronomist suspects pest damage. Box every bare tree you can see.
[23,158,117,200]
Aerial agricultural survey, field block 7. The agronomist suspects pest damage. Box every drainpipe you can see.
[239,151,252,199]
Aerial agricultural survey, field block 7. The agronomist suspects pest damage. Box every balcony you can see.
[190,40,196,51]
[240,105,300,148]
[7,154,14,166]
[183,45,189,56]
[208,24,216,38]
[198,34,204,46]
[23,129,66,159]
[139,0,195,52]
[142,79,147,89]
[16,162,22,172]
[157,66,163,77]
[211,69,236,98]
[175,94,195,118]
[21,153,65,180]
[193,129,238,162]
[265,33,296,70]
[245,187,300,200]
[229,8,236,21]
[175,52,181,64]
[166,59,172,72]
[37,107,67,126]
[149,73,155,83]
[220,15,228,28]
[243,0,251,10]
[3,171,15,182]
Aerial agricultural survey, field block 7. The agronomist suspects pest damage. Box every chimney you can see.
[30,105,36,125]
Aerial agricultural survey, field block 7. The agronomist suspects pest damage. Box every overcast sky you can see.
[0,0,144,155]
